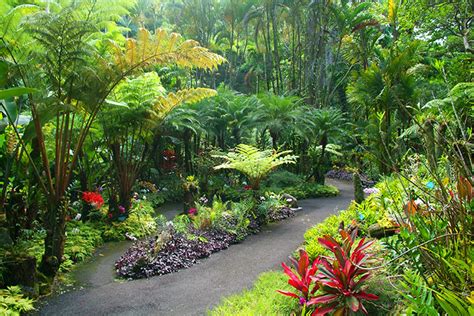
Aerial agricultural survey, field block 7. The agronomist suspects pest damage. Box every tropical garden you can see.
[0,0,472,315]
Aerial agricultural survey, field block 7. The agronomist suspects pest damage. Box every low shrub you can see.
[134,181,166,208]
[154,174,184,203]
[209,271,299,315]
[259,192,295,222]
[103,201,157,241]
[61,221,104,271]
[278,183,339,199]
[0,286,35,315]
[116,193,299,279]
[304,190,387,259]
[6,221,104,272]
[278,229,379,315]
[217,199,253,242]
[264,170,305,188]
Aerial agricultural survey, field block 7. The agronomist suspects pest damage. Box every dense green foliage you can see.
[0,0,472,314]
[0,286,35,316]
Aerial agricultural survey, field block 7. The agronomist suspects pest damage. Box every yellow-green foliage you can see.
[214,144,297,189]
[304,207,358,259]
[103,201,157,241]
[9,221,104,272]
[209,271,298,315]
[0,286,35,316]
[304,189,388,259]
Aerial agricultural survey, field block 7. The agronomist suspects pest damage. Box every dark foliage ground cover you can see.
[325,169,376,188]
[115,204,296,279]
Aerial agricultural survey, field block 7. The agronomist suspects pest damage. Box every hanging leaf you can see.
[0,87,37,100]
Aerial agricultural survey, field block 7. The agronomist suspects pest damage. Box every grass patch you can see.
[209,271,299,316]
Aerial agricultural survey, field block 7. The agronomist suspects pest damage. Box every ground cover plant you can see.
[115,158,303,279]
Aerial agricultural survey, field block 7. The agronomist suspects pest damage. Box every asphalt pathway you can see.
[38,179,353,316]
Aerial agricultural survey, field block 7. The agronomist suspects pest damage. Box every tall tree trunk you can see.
[184,129,193,173]
[40,197,67,277]
[270,0,282,94]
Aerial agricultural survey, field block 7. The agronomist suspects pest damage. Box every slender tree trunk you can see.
[40,197,67,277]
[184,129,192,173]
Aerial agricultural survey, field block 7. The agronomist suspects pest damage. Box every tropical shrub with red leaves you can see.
[278,228,378,315]
[277,249,320,306]
[308,229,378,315]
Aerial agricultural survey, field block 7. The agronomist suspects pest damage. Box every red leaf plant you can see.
[277,249,321,306]
[278,228,378,315]
[82,191,104,209]
[308,228,378,315]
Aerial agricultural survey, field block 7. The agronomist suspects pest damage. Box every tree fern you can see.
[213,144,297,190]
[111,28,226,73]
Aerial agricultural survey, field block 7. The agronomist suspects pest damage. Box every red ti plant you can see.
[277,249,320,306]
[308,228,378,315]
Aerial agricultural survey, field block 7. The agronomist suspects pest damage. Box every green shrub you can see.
[0,286,35,315]
[277,183,339,199]
[226,199,253,241]
[304,191,387,259]
[304,207,358,259]
[103,201,157,241]
[4,221,105,272]
[209,271,298,315]
[61,221,104,271]
[363,269,404,315]
[154,175,183,203]
[263,170,304,188]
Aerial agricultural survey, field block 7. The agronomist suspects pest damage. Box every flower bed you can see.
[115,195,297,279]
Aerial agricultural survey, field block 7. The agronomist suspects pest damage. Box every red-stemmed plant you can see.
[277,249,321,306]
[278,228,378,315]
[308,228,378,315]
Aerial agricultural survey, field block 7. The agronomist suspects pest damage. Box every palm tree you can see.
[162,104,205,174]
[194,86,259,149]
[255,93,312,149]
[309,108,345,184]
[346,42,419,174]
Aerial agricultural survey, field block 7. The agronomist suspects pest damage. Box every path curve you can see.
[38,179,353,316]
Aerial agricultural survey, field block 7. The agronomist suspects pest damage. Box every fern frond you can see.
[112,28,226,73]
[213,144,297,189]
[152,88,217,121]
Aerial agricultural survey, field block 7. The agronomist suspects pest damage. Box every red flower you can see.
[244,185,252,190]
[108,213,113,219]
[82,191,104,209]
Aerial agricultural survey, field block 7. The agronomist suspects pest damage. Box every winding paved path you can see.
[38,179,353,316]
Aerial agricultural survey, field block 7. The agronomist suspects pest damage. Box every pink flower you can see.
[118,205,126,213]
[188,208,197,215]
